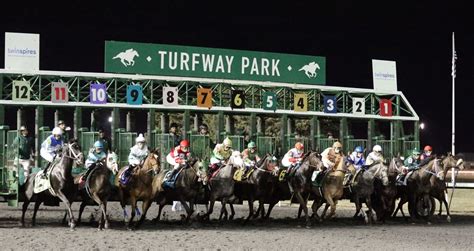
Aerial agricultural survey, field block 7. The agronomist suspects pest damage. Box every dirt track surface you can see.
[1,189,474,250]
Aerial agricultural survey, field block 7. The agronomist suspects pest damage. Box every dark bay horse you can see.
[234,154,279,222]
[21,139,84,229]
[115,149,163,229]
[72,151,119,230]
[153,157,208,223]
[202,151,244,221]
[371,157,400,222]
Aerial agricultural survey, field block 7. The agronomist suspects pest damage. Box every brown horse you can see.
[71,151,119,230]
[153,157,208,223]
[115,149,163,229]
[310,154,346,221]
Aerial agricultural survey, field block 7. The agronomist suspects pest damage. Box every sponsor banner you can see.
[4,32,40,71]
[372,59,397,92]
[105,41,326,85]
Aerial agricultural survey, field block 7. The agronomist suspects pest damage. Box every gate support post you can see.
[147,109,155,144]
[280,114,288,157]
[217,111,225,143]
[17,108,24,129]
[126,112,132,132]
[193,114,200,132]
[391,121,401,157]
[257,116,264,135]
[414,120,420,145]
[0,76,4,125]
[339,117,348,149]
[250,113,257,138]
[183,110,190,140]
[90,110,96,132]
[310,116,320,151]
[225,114,234,135]
[73,107,82,139]
[111,107,120,151]
[161,113,169,133]
[35,106,44,168]
[54,109,60,127]
[368,119,375,150]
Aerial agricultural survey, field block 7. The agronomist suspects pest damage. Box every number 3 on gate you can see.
[127,85,143,105]
[324,96,337,113]
[294,93,308,112]
[90,83,107,104]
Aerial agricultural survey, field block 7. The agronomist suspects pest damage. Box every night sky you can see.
[0,2,472,153]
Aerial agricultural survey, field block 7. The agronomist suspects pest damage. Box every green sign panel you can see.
[105,41,326,85]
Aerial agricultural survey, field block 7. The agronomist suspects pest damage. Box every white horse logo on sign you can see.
[299,62,321,78]
[113,49,139,67]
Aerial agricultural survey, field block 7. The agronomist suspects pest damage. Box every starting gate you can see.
[256,136,277,156]
[115,129,137,167]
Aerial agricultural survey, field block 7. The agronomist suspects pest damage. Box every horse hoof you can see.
[447,216,451,223]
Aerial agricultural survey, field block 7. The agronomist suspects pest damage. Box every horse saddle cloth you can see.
[311,170,326,187]
[162,168,183,189]
[119,166,133,185]
[34,168,53,194]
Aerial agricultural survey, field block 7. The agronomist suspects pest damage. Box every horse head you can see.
[143,148,161,175]
[64,139,84,166]
[189,157,209,185]
[228,151,244,169]
[372,163,389,186]
[440,154,465,179]
[389,157,403,174]
[106,151,119,175]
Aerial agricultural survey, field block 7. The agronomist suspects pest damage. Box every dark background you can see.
[0,1,472,153]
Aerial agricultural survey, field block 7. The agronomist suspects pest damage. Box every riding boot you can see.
[42,162,52,178]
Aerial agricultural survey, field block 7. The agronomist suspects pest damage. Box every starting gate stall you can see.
[0,40,420,206]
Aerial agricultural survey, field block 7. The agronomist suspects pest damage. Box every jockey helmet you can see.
[135,134,146,143]
[180,139,190,148]
[373,145,382,153]
[412,148,421,155]
[57,120,65,126]
[19,125,27,131]
[355,146,364,153]
[223,137,232,148]
[94,141,104,149]
[52,127,63,136]
[424,145,433,152]
[295,142,304,151]
[332,141,343,149]
[248,141,256,149]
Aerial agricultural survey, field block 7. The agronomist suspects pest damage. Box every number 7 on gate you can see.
[197,88,212,109]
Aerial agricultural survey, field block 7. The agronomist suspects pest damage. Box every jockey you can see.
[365,145,384,166]
[209,137,233,173]
[166,139,191,179]
[321,141,343,170]
[347,146,366,170]
[128,134,149,169]
[79,141,106,187]
[397,148,421,185]
[40,127,64,177]
[419,145,434,166]
[241,141,261,176]
[281,142,305,176]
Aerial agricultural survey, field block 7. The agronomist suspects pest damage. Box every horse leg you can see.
[127,196,137,230]
[204,199,215,221]
[135,199,152,229]
[32,200,42,227]
[264,202,276,219]
[321,203,330,219]
[103,202,110,229]
[324,194,336,220]
[180,199,193,223]
[254,203,262,219]
[259,201,266,219]
[77,201,87,225]
[245,196,255,224]
[353,196,362,218]
[97,203,105,230]
[443,197,451,223]
[56,191,76,230]
[294,192,310,227]
[365,196,375,224]
[219,199,228,221]
[229,203,235,220]
[21,199,31,227]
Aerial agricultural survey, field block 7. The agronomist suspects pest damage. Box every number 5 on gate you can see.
[197,88,212,109]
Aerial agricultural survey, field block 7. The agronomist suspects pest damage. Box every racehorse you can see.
[371,157,400,222]
[115,149,163,229]
[310,154,346,221]
[21,139,84,229]
[346,162,389,224]
[202,151,244,221]
[288,151,323,226]
[234,154,279,222]
[153,157,208,223]
[72,151,119,230]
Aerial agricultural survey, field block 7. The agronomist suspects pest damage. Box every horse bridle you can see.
[63,142,83,162]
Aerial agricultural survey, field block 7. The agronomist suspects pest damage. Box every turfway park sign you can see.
[105,41,326,85]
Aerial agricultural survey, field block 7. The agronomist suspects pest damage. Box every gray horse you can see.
[153,157,208,223]
[21,139,84,229]
[202,151,244,221]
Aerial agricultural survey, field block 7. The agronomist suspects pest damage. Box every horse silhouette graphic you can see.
[113,49,139,67]
[299,62,321,78]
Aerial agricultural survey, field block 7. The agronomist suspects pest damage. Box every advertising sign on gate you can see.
[90,83,107,104]
[105,41,326,85]
[163,87,178,106]
[126,85,143,105]
[4,32,40,71]
[51,82,68,103]
[197,88,212,109]
[12,81,30,101]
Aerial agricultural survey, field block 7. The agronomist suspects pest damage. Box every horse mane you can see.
[256,155,268,167]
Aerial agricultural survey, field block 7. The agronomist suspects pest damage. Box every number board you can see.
[90,83,107,104]
[231,90,245,109]
[51,82,68,103]
[163,87,178,106]
[352,97,365,115]
[294,93,308,112]
[197,88,212,109]
[323,96,337,113]
[126,85,143,105]
[379,99,392,117]
[12,81,30,101]
[263,92,277,111]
